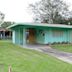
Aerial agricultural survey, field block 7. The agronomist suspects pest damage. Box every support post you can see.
[8,65,12,72]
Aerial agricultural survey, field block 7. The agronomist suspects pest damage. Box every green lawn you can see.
[51,44,72,53]
[0,41,72,72]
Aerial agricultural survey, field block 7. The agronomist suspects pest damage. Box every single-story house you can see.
[7,23,72,45]
[0,27,12,39]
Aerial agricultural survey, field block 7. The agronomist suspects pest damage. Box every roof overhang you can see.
[7,22,72,29]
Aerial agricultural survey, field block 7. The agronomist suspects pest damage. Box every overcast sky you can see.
[0,0,72,22]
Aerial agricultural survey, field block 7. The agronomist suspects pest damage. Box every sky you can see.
[0,0,72,22]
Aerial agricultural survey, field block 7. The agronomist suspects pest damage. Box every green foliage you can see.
[29,0,70,24]
[51,44,72,52]
[1,21,15,28]
[0,11,5,24]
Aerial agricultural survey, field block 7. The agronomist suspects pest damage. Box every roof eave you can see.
[6,23,72,29]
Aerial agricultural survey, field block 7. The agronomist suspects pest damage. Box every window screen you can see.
[52,30,63,37]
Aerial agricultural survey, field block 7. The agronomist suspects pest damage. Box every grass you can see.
[0,40,72,72]
[51,44,72,53]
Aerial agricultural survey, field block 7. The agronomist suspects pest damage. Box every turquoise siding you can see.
[45,28,71,44]
[15,29,20,44]
[36,29,45,44]
[45,28,52,44]
[12,27,26,45]
[69,30,72,42]
[11,25,72,45]
[19,28,23,45]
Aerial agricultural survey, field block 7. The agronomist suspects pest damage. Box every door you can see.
[29,28,36,44]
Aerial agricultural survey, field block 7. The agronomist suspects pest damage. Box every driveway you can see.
[23,44,72,64]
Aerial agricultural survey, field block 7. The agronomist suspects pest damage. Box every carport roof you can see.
[7,22,72,29]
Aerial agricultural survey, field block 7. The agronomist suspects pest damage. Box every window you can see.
[52,30,63,37]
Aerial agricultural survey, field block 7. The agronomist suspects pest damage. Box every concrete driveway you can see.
[23,44,72,64]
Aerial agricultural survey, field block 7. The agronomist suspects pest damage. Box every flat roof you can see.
[7,22,72,29]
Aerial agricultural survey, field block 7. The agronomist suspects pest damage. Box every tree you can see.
[1,21,15,28]
[65,17,72,25]
[29,0,69,24]
[0,11,5,25]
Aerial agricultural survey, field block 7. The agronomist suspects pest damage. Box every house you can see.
[0,27,12,39]
[7,23,72,45]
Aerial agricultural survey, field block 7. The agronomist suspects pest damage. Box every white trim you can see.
[19,29,20,44]
[12,30,15,43]
[23,28,26,45]
[7,23,72,29]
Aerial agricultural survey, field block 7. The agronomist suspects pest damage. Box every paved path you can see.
[23,44,72,64]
